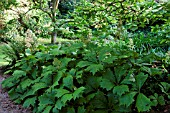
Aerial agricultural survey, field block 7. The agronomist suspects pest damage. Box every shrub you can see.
[1,36,37,68]
[2,41,170,113]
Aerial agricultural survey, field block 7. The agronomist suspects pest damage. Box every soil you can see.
[0,67,32,113]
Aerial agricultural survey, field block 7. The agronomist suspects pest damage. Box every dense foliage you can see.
[2,40,170,112]
[0,0,170,113]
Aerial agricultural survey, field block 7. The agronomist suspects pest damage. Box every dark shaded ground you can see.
[0,67,32,113]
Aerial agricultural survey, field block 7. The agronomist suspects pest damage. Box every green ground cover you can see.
[0,38,72,66]
[0,44,8,66]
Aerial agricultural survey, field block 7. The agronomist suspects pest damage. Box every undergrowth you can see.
[2,41,170,113]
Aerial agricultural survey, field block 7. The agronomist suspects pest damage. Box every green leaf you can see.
[78,106,86,113]
[54,99,65,110]
[149,93,158,106]
[32,82,48,93]
[150,68,162,76]
[103,56,118,64]
[158,96,165,106]
[86,93,96,102]
[159,82,170,93]
[136,72,148,91]
[8,88,21,100]
[98,46,113,62]
[63,75,73,90]
[67,107,75,113]
[52,70,64,87]
[52,108,59,113]
[85,76,101,93]
[53,58,61,67]
[103,68,116,83]
[73,87,85,100]
[21,89,35,100]
[85,64,103,75]
[113,85,129,96]
[151,100,158,107]
[60,58,72,68]
[42,106,52,113]
[55,88,70,98]
[23,97,36,108]
[39,93,54,105]
[119,92,137,107]
[50,49,65,56]
[90,91,107,109]
[114,67,127,83]
[38,105,46,113]
[13,70,26,78]
[121,71,136,84]
[136,93,151,112]
[61,94,73,104]
[20,78,32,89]
[100,78,114,91]
[76,61,93,68]
[2,76,14,88]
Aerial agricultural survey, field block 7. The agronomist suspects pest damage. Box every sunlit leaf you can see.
[136,93,151,112]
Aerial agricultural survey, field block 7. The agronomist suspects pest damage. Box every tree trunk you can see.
[51,30,57,44]
[50,0,60,44]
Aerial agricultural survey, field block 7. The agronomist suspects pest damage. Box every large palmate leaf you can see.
[136,93,151,112]
[113,85,129,96]
[119,92,137,107]
[100,78,115,91]
[85,64,103,75]
[136,72,148,91]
